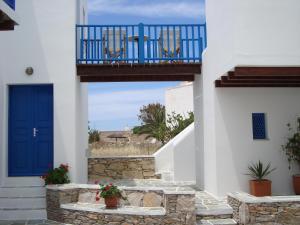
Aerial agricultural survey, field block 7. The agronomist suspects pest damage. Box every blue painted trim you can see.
[75,23,207,64]
[252,113,267,140]
[8,84,54,177]
[4,0,15,10]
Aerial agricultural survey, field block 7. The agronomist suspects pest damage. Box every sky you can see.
[88,0,205,131]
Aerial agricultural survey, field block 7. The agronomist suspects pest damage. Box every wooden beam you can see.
[80,74,195,82]
[235,67,300,76]
[77,63,201,76]
[0,20,14,31]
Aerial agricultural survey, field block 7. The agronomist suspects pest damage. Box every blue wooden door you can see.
[8,85,53,176]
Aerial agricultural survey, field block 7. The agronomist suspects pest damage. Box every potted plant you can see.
[41,164,70,185]
[95,183,126,209]
[246,161,276,197]
[282,118,300,195]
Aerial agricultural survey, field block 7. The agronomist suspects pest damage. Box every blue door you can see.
[8,85,53,176]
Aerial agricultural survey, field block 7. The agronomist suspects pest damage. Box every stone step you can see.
[195,191,233,220]
[0,197,46,209]
[198,218,237,225]
[0,209,46,220]
[0,187,45,198]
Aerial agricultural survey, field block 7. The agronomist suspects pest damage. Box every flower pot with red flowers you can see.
[246,161,276,197]
[95,183,126,209]
[282,118,300,195]
[41,164,70,185]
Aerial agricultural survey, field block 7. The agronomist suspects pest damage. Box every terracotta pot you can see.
[249,180,272,197]
[293,175,300,195]
[104,197,119,209]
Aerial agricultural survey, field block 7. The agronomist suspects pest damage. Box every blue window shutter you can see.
[252,113,267,140]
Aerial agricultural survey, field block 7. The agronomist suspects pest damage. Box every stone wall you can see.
[88,156,158,181]
[46,184,196,225]
[228,192,300,225]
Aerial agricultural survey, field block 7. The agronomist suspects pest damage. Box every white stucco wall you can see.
[0,0,88,187]
[165,82,194,119]
[194,0,300,196]
[154,123,195,182]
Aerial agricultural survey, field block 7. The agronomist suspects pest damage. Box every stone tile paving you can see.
[195,190,233,219]
[0,221,67,225]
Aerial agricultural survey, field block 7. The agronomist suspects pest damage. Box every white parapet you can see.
[154,123,196,182]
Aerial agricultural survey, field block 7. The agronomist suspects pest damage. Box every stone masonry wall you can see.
[46,185,196,225]
[88,156,157,181]
[228,192,300,225]
[46,188,79,222]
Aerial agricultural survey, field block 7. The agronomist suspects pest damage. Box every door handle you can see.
[33,128,39,137]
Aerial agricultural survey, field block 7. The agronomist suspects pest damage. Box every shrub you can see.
[41,164,70,185]
[133,103,194,144]
[282,118,300,170]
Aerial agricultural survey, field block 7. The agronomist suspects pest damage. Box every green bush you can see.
[282,118,300,170]
[133,103,194,144]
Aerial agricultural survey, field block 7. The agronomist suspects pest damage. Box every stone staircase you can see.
[0,186,46,220]
[195,191,237,225]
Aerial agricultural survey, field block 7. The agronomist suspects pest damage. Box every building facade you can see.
[0,0,88,219]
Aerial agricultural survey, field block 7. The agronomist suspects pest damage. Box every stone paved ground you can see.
[0,220,66,225]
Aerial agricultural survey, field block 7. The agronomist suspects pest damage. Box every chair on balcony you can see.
[159,29,181,63]
[102,29,127,63]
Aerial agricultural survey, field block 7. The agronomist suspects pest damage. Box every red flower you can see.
[105,185,110,191]
[95,196,100,201]
[60,164,69,172]
[96,191,99,195]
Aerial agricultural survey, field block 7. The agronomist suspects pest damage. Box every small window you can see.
[252,113,267,140]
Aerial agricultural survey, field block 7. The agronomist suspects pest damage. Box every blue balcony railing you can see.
[76,23,206,64]
[4,0,15,10]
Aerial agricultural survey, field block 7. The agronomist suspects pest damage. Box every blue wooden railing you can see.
[76,23,206,64]
[4,0,15,10]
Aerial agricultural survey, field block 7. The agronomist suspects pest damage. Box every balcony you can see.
[76,23,206,82]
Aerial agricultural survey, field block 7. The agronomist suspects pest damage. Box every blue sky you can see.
[88,0,205,131]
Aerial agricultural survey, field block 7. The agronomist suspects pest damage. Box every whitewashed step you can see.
[198,219,237,225]
[0,209,46,220]
[159,171,174,182]
[0,197,46,209]
[0,186,45,198]
[196,204,233,217]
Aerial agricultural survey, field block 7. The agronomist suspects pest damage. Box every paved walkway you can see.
[0,221,65,225]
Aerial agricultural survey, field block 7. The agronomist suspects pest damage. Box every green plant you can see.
[41,164,70,185]
[133,103,168,144]
[246,161,276,180]
[282,118,300,170]
[133,103,195,144]
[167,112,194,138]
[88,122,100,144]
[95,183,126,201]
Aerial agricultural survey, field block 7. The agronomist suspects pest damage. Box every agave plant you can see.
[246,161,276,181]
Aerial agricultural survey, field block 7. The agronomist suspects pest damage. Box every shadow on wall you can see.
[215,88,300,196]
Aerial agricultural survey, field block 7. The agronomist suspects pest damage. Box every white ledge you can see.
[61,203,166,216]
[88,155,155,159]
[46,183,195,195]
[228,192,300,204]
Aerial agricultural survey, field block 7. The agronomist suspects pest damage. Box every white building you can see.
[0,0,88,219]
[1,0,300,221]
[194,0,300,197]
[165,82,194,118]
